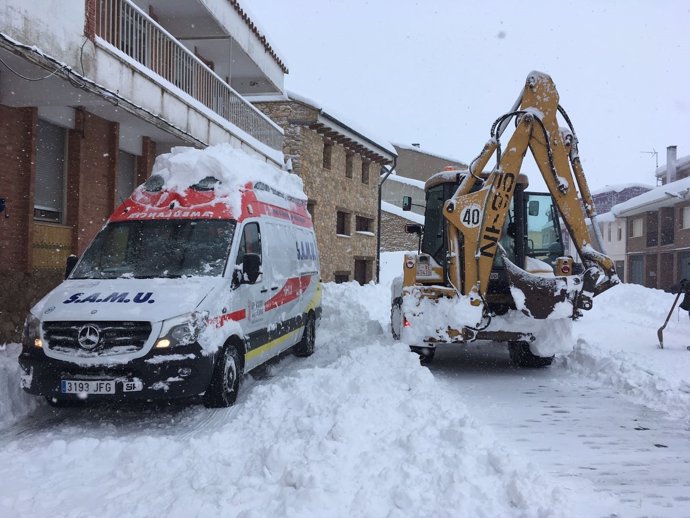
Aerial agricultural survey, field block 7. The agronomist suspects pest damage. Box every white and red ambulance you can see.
[19,145,321,407]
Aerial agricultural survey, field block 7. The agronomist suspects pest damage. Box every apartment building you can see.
[0,0,287,340]
[251,92,396,284]
[612,146,690,288]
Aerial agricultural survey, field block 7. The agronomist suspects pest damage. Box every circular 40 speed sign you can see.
[460,204,481,228]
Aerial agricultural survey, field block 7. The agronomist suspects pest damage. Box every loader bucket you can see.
[502,256,570,319]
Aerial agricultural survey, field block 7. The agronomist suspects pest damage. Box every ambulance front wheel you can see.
[203,343,242,408]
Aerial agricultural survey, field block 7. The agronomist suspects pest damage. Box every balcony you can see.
[95,0,282,151]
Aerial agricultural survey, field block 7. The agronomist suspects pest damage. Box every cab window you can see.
[236,222,262,265]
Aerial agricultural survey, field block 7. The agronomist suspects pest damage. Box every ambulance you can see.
[19,145,321,407]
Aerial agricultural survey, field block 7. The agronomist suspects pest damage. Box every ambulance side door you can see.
[233,221,269,366]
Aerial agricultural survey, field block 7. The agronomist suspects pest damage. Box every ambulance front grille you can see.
[43,321,152,356]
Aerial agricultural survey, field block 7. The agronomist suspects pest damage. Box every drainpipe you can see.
[377,157,397,283]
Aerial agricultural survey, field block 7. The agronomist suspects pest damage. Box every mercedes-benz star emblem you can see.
[77,324,101,350]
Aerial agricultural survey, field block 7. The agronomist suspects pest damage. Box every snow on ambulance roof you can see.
[113,144,306,222]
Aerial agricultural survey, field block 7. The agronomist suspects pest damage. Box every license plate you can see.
[417,262,432,277]
[61,379,116,394]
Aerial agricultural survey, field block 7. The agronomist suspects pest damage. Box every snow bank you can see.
[563,282,690,419]
[0,277,604,518]
[0,344,37,429]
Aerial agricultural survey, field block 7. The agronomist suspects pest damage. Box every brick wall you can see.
[0,105,154,342]
[0,105,36,273]
[67,108,118,254]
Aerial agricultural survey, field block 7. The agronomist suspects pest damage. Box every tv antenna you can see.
[641,149,659,169]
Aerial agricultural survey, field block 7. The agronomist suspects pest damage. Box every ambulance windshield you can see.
[71,219,236,279]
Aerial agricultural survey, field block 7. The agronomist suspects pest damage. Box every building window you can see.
[323,141,333,169]
[356,215,374,233]
[607,223,611,242]
[345,153,353,178]
[630,217,643,238]
[361,160,370,185]
[682,206,690,229]
[116,150,137,204]
[336,211,351,236]
[236,222,262,266]
[617,227,622,241]
[307,200,316,219]
[34,120,67,223]
[334,271,350,283]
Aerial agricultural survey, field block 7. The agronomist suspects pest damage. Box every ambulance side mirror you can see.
[242,253,261,284]
[65,254,78,279]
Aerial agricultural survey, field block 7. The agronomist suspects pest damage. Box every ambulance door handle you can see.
[260,288,268,293]
[270,286,279,291]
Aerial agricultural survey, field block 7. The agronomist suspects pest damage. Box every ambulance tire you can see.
[508,341,553,368]
[293,313,315,357]
[203,343,242,408]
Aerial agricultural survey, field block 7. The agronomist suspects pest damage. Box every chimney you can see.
[667,145,677,183]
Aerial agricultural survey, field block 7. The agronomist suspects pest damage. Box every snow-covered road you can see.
[431,344,690,517]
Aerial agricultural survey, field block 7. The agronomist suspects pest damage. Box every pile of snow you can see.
[564,282,690,419]
[0,279,607,518]
[0,344,37,429]
[2,251,689,517]
[142,144,306,213]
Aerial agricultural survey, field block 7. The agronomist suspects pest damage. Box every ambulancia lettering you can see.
[63,292,156,304]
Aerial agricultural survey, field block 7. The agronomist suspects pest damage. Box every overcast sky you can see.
[248,0,690,192]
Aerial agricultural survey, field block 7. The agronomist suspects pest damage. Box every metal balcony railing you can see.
[95,0,282,151]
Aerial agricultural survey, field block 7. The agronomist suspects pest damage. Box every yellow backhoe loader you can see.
[391,71,619,366]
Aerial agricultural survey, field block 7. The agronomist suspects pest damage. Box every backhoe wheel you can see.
[410,346,435,365]
[391,297,403,340]
[203,344,242,408]
[293,313,315,357]
[508,341,553,368]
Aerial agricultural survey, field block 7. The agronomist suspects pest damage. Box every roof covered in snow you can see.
[590,183,654,196]
[393,142,467,166]
[247,91,396,162]
[612,176,690,217]
[381,201,425,224]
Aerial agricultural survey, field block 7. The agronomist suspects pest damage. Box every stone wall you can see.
[254,100,382,283]
[380,211,420,252]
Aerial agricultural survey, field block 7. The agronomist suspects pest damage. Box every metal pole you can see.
[377,157,397,283]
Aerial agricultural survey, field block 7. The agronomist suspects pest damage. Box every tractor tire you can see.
[508,341,553,368]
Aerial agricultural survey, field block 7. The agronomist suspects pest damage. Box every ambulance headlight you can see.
[156,312,208,348]
[22,313,43,350]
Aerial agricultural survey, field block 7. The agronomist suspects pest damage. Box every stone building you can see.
[380,202,424,252]
[0,0,287,341]
[251,92,396,284]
